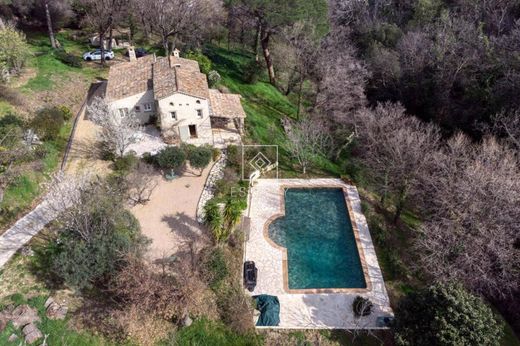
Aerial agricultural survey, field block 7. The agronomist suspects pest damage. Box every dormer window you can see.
[144,103,153,112]
[171,111,177,120]
[197,109,203,118]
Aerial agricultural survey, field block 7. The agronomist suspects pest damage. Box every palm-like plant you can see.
[203,201,225,243]
[223,199,243,231]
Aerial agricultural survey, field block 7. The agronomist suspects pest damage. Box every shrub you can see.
[110,256,181,321]
[188,145,212,175]
[57,105,73,120]
[203,200,226,243]
[201,247,229,290]
[113,153,138,174]
[0,113,24,148]
[212,148,221,161]
[31,106,66,141]
[0,25,31,74]
[243,59,261,84]
[168,318,261,346]
[48,183,146,291]
[226,145,241,168]
[352,296,373,317]
[156,146,186,174]
[185,50,212,74]
[208,70,221,87]
[223,198,245,231]
[214,168,240,197]
[55,49,82,68]
[393,283,503,346]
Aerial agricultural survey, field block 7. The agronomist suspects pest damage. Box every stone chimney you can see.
[128,46,136,62]
[173,48,180,58]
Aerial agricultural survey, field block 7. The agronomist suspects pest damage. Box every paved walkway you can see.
[0,199,58,268]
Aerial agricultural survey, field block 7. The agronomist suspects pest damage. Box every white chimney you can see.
[128,46,136,62]
[173,48,180,58]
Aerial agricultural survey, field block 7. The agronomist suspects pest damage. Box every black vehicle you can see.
[125,47,147,58]
[243,261,257,292]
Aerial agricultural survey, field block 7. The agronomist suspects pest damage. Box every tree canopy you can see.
[393,284,503,346]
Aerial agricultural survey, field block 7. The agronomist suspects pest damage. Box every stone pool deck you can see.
[244,179,393,329]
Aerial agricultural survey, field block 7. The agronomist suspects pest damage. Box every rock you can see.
[22,323,43,344]
[44,297,54,309]
[183,315,193,327]
[46,301,67,320]
[10,305,40,328]
[8,333,18,342]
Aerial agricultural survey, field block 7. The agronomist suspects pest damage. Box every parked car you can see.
[83,50,114,61]
[125,47,147,58]
[243,261,257,292]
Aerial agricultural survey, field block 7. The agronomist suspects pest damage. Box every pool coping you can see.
[262,184,372,294]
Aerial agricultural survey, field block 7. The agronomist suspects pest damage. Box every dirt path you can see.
[63,83,111,175]
[131,166,213,261]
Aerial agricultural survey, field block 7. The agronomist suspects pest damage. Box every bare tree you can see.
[416,134,520,299]
[286,115,331,174]
[43,0,56,48]
[313,27,368,124]
[489,110,520,151]
[135,0,218,55]
[87,96,141,158]
[355,102,440,222]
[125,162,158,205]
[79,0,127,65]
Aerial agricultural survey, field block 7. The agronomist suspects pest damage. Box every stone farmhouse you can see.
[104,48,246,146]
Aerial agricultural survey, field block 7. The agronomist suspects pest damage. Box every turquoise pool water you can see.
[268,188,366,289]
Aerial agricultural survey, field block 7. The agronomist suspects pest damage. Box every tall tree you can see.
[416,134,520,299]
[87,96,141,157]
[135,0,220,55]
[355,102,440,222]
[79,0,127,65]
[230,0,328,85]
[43,0,57,48]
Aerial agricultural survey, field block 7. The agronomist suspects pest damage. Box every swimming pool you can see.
[268,188,367,290]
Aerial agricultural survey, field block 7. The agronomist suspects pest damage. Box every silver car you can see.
[83,49,114,61]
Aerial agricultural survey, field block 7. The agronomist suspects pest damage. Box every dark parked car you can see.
[243,261,258,292]
[125,47,147,58]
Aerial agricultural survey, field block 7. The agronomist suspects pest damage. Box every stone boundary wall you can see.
[196,150,227,223]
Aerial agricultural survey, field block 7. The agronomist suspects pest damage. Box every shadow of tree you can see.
[67,137,104,161]
[160,212,210,265]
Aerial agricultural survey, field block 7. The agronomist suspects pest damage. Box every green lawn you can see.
[205,45,342,177]
[22,31,105,92]
[0,120,70,228]
[0,30,103,230]
[0,294,118,346]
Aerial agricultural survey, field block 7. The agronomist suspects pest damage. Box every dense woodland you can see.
[0,0,519,345]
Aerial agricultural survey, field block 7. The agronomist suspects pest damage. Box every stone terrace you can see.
[244,179,393,329]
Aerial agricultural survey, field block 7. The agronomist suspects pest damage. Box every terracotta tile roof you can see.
[174,67,210,99]
[105,55,154,100]
[152,57,209,100]
[209,89,246,118]
[152,57,177,100]
[169,56,200,72]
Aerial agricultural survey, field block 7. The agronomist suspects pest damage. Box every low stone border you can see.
[196,150,227,223]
